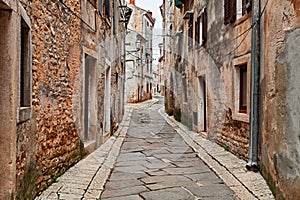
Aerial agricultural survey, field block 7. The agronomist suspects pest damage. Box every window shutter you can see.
[195,16,200,43]
[224,0,236,24]
[202,8,207,45]
[224,0,230,24]
[105,0,110,19]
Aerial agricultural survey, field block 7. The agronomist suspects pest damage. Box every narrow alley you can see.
[35,96,272,200]
[1,0,300,199]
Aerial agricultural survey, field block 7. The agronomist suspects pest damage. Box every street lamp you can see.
[136,39,141,51]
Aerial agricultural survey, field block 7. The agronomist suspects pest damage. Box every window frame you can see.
[18,4,32,123]
[195,8,207,47]
[232,54,251,123]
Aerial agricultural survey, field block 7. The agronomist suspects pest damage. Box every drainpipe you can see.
[246,0,261,172]
[113,0,117,35]
[139,43,143,101]
[123,13,126,117]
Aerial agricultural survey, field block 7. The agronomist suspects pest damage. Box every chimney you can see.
[130,0,135,5]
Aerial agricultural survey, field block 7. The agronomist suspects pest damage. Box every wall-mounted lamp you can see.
[175,30,183,37]
[183,10,194,20]
[136,39,141,51]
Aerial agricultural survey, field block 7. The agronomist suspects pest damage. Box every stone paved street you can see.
[36,96,274,200]
[100,97,236,199]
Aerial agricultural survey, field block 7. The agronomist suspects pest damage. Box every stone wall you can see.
[260,0,300,199]
[1,0,126,198]
[16,0,83,197]
[219,108,249,160]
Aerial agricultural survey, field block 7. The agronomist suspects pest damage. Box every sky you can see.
[135,0,163,29]
[134,0,164,67]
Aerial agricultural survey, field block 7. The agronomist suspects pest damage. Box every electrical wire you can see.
[57,0,96,31]
[226,0,270,55]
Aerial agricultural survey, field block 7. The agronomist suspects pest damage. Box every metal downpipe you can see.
[113,0,117,35]
[246,0,261,172]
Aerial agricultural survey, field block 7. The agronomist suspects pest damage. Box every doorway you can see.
[197,76,207,132]
[84,54,97,141]
[104,65,111,136]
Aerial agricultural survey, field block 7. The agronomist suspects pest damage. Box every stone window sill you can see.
[232,112,249,123]
[18,107,31,123]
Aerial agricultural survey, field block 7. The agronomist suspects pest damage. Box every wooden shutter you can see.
[195,16,200,43]
[105,0,110,19]
[202,8,207,45]
[224,0,236,24]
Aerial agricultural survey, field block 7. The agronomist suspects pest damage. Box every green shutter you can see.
[175,0,183,8]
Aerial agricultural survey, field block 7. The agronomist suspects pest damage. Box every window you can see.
[233,55,250,122]
[177,32,183,57]
[20,18,31,108]
[104,0,110,19]
[147,83,149,93]
[239,64,247,113]
[242,0,252,14]
[195,8,207,46]
[182,77,188,102]
[224,0,252,24]
[188,20,193,47]
[19,11,32,123]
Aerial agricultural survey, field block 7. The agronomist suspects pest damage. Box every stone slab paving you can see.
[158,98,275,200]
[100,97,237,200]
[34,99,157,200]
[35,96,274,200]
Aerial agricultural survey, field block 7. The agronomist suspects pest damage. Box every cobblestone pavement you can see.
[100,97,236,200]
[36,96,274,200]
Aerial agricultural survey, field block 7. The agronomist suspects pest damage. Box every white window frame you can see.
[232,54,251,123]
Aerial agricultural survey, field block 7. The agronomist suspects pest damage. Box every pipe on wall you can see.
[113,0,117,35]
[246,0,261,172]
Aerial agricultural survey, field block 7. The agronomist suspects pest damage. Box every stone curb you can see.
[158,107,274,200]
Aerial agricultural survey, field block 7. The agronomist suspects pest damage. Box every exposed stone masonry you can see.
[219,108,249,160]
[16,0,83,197]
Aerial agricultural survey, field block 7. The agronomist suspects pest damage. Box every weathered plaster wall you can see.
[165,0,250,159]
[260,0,300,198]
[207,1,251,153]
[0,2,18,198]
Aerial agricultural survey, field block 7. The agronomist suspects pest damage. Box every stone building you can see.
[0,0,128,198]
[161,0,300,199]
[125,0,155,103]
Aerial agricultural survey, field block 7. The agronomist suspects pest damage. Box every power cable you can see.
[226,0,270,55]
[57,0,96,31]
